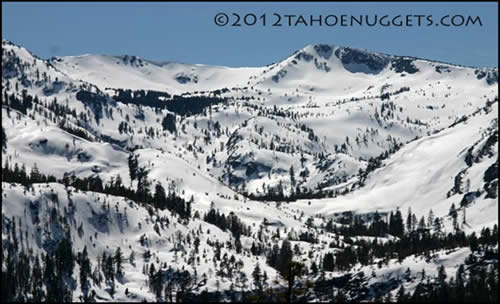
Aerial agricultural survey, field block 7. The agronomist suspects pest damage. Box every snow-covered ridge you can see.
[303,43,498,70]
[1,38,498,302]
[4,39,496,96]
[48,52,265,94]
[2,38,497,212]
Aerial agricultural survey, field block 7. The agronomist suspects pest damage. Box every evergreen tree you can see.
[252,263,262,291]
[437,265,449,302]
[278,240,293,277]
[427,209,435,229]
[30,163,42,183]
[396,285,407,302]
[128,153,138,182]
[55,237,75,277]
[310,261,318,275]
[434,217,443,235]
[129,251,136,266]
[469,232,479,252]
[289,165,296,186]
[418,216,426,230]
[154,182,167,209]
[1,125,7,150]
[79,246,92,292]
[114,247,124,277]
[455,264,465,301]
[449,203,458,218]
[389,208,404,237]
[32,255,45,302]
[161,113,177,134]
[322,253,335,272]
[406,207,413,233]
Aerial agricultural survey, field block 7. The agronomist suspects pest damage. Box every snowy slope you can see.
[1,182,281,301]
[3,38,497,233]
[288,100,498,234]
[2,39,498,302]
[50,54,264,95]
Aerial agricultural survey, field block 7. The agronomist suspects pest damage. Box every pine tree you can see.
[114,174,123,189]
[322,253,335,271]
[136,169,151,202]
[290,165,296,186]
[406,207,413,233]
[128,153,138,183]
[55,237,75,276]
[455,264,465,300]
[418,216,426,230]
[30,163,41,182]
[252,263,262,291]
[154,182,167,209]
[486,264,498,302]
[469,232,479,252]
[437,265,448,302]
[32,255,45,302]
[161,113,177,134]
[411,214,417,232]
[310,261,318,275]
[434,217,442,235]
[262,271,268,289]
[79,246,92,291]
[396,285,407,302]
[129,250,136,265]
[427,209,435,229]
[389,208,404,237]
[1,125,7,150]
[278,240,293,277]
[449,203,458,218]
[104,254,115,283]
[114,247,124,277]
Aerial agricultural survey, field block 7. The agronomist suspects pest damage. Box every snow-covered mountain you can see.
[2,39,498,302]
[50,53,264,95]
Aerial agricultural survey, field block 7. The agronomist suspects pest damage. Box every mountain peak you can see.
[293,44,398,74]
[301,43,392,59]
[2,37,498,303]
[297,43,496,72]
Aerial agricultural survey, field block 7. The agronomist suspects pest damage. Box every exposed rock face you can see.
[335,47,391,74]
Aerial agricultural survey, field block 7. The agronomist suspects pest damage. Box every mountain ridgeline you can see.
[1,39,498,302]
